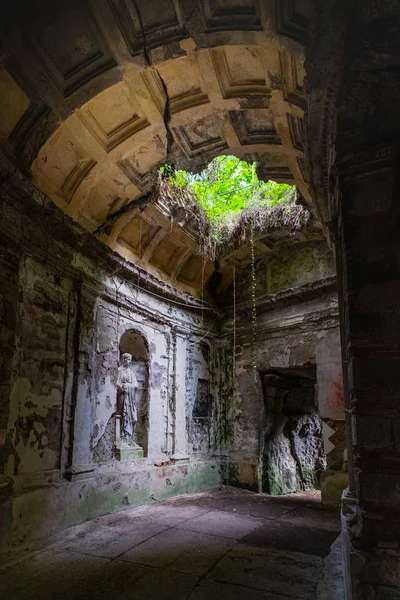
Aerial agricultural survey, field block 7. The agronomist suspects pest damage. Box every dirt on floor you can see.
[0,487,344,600]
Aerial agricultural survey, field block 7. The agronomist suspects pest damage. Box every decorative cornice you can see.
[336,143,399,180]
[0,154,216,316]
[225,275,337,318]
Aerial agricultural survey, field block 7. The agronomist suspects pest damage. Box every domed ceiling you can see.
[0,0,318,298]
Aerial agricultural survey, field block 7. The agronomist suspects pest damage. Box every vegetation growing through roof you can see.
[157,155,310,259]
[160,155,296,225]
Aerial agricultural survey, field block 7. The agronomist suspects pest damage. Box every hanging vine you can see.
[250,163,258,387]
[201,255,206,328]
[232,263,236,381]
[135,211,144,301]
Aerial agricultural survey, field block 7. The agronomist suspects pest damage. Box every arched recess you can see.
[119,329,149,456]
[189,341,213,455]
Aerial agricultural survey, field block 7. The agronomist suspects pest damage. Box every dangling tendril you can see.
[233,263,236,380]
[250,163,258,387]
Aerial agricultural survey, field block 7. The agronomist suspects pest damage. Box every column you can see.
[337,145,400,598]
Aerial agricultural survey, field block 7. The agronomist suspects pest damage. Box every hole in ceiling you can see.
[157,155,308,259]
[159,155,297,226]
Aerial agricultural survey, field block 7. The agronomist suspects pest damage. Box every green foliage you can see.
[161,155,296,225]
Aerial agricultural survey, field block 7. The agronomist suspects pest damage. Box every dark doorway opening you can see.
[260,369,326,495]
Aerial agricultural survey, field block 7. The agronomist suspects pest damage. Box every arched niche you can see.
[190,341,213,455]
[119,329,149,456]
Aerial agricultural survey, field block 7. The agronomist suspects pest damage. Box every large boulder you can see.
[263,413,326,494]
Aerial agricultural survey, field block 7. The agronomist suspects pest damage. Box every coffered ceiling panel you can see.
[0,68,31,139]
[118,215,162,256]
[229,109,281,146]
[211,46,270,101]
[0,0,315,297]
[109,0,186,55]
[26,2,116,98]
[151,237,187,276]
[287,113,304,151]
[118,140,166,191]
[200,0,262,31]
[141,57,210,116]
[0,63,49,155]
[173,113,229,157]
[279,52,306,109]
[275,0,312,45]
[78,82,149,152]
[32,129,96,204]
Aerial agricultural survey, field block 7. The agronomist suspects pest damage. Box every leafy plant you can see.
[161,155,296,225]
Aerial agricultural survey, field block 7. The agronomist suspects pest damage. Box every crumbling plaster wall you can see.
[229,297,343,491]
[91,303,172,460]
[225,243,345,492]
[231,241,334,304]
[2,257,223,547]
[0,165,224,549]
[7,257,72,477]
[186,340,213,456]
[0,150,345,551]
[0,249,19,476]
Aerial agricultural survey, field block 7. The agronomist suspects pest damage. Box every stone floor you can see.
[0,487,344,600]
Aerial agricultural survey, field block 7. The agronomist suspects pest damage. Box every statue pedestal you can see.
[115,415,144,461]
[116,445,144,461]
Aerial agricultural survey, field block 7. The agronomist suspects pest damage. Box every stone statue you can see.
[117,352,138,441]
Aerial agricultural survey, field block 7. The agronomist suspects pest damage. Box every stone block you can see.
[376,584,400,600]
[321,470,349,506]
[392,419,400,452]
[324,420,347,470]
[362,553,400,589]
[116,446,144,461]
[352,356,400,390]
[358,470,400,506]
[355,415,392,449]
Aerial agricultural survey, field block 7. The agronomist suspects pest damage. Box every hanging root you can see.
[155,173,312,261]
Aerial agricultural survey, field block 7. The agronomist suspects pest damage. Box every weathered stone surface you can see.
[0,5,357,588]
[264,415,298,495]
[209,543,323,597]
[291,414,326,488]
[317,537,345,600]
[231,291,341,496]
[0,488,342,600]
[263,413,326,496]
[306,0,400,591]
[119,527,234,574]
[0,250,18,476]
